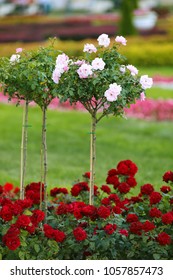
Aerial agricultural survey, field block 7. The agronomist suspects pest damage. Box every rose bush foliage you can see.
[1,160,173,260]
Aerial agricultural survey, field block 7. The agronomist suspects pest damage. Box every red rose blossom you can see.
[0,205,13,221]
[142,220,155,232]
[162,171,173,183]
[126,213,139,223]
[117,160,138,176]
[104,224,117,235]
[157,232,171,246]
[149,207,162,218]
[101,185,111,194]
[3,235,21,250]
[129,221,143,235]
[161,212,173,225]
[117,182,130,194]
[141,184,154,195]
[54,230,66,243]
[160,186,171,193]
[97,205,111,219]
[149,192,162,205]
[16,214,31,229]
[31,209,45,226]
[106,175,119,187]
[108,169,118,176]
[126,176,137,188]
[119,229,128,236]
[73,227,87,241]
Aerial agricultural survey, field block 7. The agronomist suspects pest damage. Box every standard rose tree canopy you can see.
[52,33,153,204]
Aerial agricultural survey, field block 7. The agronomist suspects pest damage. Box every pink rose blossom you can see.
[104,83,122,102]
[140,75,153,89]
[140,92,146,101]
[97,33,110,47]
[91,58,105,71]
[115,36,127,46]
[83,43,97,53]
[16,48,23,53]
[77,63,93,79]
[56,53,69,72]
[127,64,138,76]
[52,68,62,84]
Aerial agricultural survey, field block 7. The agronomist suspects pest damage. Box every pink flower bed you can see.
[1,75,173,121]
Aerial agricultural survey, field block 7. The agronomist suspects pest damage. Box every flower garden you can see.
[0,32,173,260]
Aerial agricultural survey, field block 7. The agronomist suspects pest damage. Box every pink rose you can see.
[127,64,138,76]
[91,58,105,70]
[97,33,110,47]
[140,75,153,89]
[104,83,122,102]
[115,36,127,46]
[83,43,97,53]
[16,48,23,53]
[77,63,93,79]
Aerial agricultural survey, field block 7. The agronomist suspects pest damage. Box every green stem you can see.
[42,105,48,221]
[20,100,29,200]
[89,114,97,205]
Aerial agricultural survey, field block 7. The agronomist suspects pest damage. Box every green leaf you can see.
[153,253,160,260]
[34,244,40,253]
[19,251,25,260]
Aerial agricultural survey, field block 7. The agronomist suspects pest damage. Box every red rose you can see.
[83,172,90,179]
[160,186,171,193]
[101,197,110,205]
[126,213,139,223]
[50,187,68,196]
[82,205,96,218]
[44,224,55,239]
[31,209,45,226]
[3,235,21,250]
[141,184,154,195]
[54,230,66,243]
[163,171,173,183]
[161,212,173,225]
[157,232,171,246]
[149,207,162,218]
[117,160,138,176]
[0,205,13,221]
[104,224,117,235]
[112,206,122,214]
[3,182,13,192]
[101,185,111,194]
[16,214,31,229]
[129,221,143,235]
[108,169,118,176]
[119,229,128,236]
[106,175,119,187]
[142,220,155,232]
[126,176,137,188]
[97,205,111,219]
[56,203,68,215]
[73,227,87,241]
[149,192,162,205]
[6,225,20,236]
[108,194,120,203]
[117,182,130,194]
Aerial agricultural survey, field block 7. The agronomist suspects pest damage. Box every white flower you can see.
[104,83,122,102]
[115,36,127,46]
[83,43,97,53]
[140,75,153,89]
[91,58,105,71]
[97,33,110,47]
[126,64,138,76]
[77,63,93,79]
[120,65,126,73]
[10,54,20,64]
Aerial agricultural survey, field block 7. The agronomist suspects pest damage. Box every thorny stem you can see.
[20,100,29,200]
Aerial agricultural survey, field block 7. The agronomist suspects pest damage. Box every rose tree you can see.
[0,42,61,218]
[52,34,153,205]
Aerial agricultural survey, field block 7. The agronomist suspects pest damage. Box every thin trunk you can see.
[20,100,29,200]
[89,114,97,205]
[40,147,43,211]
[42,105,48,221]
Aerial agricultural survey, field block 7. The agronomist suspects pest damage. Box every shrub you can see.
[1,159,173,260]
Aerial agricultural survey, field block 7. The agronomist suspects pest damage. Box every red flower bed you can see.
[1,159,173,260]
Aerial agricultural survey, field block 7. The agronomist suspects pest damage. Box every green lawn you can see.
[0,104,173,193]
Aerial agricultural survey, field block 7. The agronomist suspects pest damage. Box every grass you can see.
[0,103,173,193]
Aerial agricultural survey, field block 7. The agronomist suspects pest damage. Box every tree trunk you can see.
[20,100,29,200]
[89,114,97,205]
[41,105,48,221]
